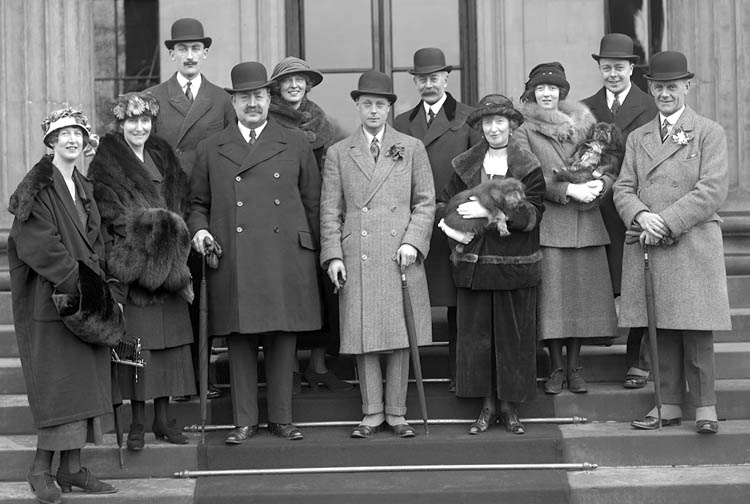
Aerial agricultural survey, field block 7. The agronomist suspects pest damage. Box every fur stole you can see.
[269,96,340,150]
[8,155,57,222]
[451,138,540,187]
[518,100,596,145]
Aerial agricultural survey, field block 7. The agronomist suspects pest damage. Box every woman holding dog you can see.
[514,62,618,394]
[437,95,545,435]
[88,92,195,451]
[9,108,117,502]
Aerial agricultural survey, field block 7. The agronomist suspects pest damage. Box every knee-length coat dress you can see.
[320,125,435,354]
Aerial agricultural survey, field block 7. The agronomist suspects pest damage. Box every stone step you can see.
[0,325,15,358]
[0,477,195,503]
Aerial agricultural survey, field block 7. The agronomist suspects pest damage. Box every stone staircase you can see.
[1,290,750,502]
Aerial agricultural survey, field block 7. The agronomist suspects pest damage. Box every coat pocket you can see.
[33,278,62,321]
[298,230,319,251]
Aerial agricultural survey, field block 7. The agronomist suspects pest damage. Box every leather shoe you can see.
[468,407,497,435]
[172,395,191,402]
[126,423,145,451]
[55,467,117,494]
[152,419,188,444]
[207,386,223,399]
[224,425,258,444]
[567,367,588,394]
[623,373,649,389]
[631,416,682,430]
[696,419,719,434]
[500,409,526,435]
[351,423,381,438]
[27,470,62,504]
[389,423,416,438]
[448,379,456,393]
[544,368,566,395]
[268,422,304,440]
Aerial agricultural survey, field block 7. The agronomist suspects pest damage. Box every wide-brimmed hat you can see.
[270,57,323,88]
[41,108,93,147]
[524,62,570,95]
[466,94,524,129]
[164,18,212,49]
[350,70,397,103]
[408,47,453,75]
[112,92,160,121]
[644,51,694,81]
[224,62,273,94]
[591,33,639,63]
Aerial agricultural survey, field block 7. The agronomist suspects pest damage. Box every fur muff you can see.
[52,260,125,347]
[443,178,527,237]
[8,156,56,222]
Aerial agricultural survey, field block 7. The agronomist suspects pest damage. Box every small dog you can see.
[553,122,625,184]
[443,178,526,237]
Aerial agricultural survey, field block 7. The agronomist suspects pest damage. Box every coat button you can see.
[391,253,397,260]
[176,148,182,154]
[235,176,241,182]
[361,230,367,236]
[672,181,678,187]
[362,254,368,260]
[236,226,243,233]
[274,199,281,205]
[390,230,397,236]
[362,206,368,212]
[273,172,280,179]
[274,226,280,233]
[237,201,243,207]
[646,181,652,187]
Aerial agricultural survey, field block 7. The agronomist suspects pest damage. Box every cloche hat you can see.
[41,107,93,147]
[270,57,324,88]
[466,94,524,129]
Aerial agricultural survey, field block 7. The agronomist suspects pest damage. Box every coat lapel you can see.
[51,167,95,251]
[176,76,214,144]
[407,105,429,140]
[616,87,648,134]
[217,124,251,169]
[647,107,695,175]
[166,75,192,122]
[422,108,452,147]
[236,119,287,175]
[77,174,102,246]
[347,130,375,181]
[362,126,399,205]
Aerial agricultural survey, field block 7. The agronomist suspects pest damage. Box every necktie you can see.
[370,137,380,161]
[427,109,435,127]
[248,129,257,145]
[610,93,620,115]
[660,119,670,143]
[185,81,194,103]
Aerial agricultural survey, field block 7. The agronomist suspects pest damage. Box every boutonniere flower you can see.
[385,143,406,161]
[671,127,693,145]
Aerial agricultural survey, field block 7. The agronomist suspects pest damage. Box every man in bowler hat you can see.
[394,48,481,392]
[188,62,323,443]
[582,33,658,390]
[147,18,235,401]
[614,51,731,434]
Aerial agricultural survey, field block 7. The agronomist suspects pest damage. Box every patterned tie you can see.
[610,93,621,116]
[248,129,257,145]
[370,137,380,161]
[427,109,435,127]
[660,119,670,143]
[185,81,194,103]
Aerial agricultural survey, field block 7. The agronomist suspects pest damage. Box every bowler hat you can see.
[408,47,453,75]
[591,33,639,63]
[350,70,397,104]
[644,51,694,81]
[466,94,524,130]
[164,18,212,49]
[224,62,273,94]
[270,57,324,88]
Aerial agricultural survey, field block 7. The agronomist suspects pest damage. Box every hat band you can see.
[231,81,271,91]
[46,117,88,136]
[645,71,693,81]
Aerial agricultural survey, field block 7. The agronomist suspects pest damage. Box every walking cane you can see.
[113,403,124,468]
[198,239,210,445]
[400,264,429,435]
[642,243,663,428]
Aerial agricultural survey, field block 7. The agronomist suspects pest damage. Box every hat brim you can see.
[271,69,324,88]
[43,120,90,148]
[466,106,524,129]
[644,71,695,81]
[408,64,453,76]
[350,90,397,104]
[165,37,212,50]
[224,81,274,94]
[591,53,639,63]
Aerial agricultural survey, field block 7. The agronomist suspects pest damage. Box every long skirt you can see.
[37,416,106,451]
[537,246,617,341]
[456,287,537,403]
[116,344,195,401]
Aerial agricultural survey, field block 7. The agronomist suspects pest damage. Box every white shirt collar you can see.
[660,106,686,127]
[606,83,631,108]
[176,72,202,97]
[423,92,448,118]
[237,120,267,143]
[362,125,385,145]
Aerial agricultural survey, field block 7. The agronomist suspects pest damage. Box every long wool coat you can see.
[146,73,235,178]
[320,126,435,354]
[88,133,193,350]
[394,93,482,306]
[614,106,731,330]
[8,156,112,429]
[188,118,323,336]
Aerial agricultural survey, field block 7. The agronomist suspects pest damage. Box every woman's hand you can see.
[397,244,418,268]
[438,218,475,244]
[457,197,491,219]
[326,259,347,293]
[566,181,602,203]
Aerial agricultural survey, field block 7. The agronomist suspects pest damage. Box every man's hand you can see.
[192,229,214,254]
[397,244,418,267]
[326,259,347,292]
[438,218,475,244]
[635,211,669,240]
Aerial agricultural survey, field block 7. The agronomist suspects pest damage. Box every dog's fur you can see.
[553,122,625,184]
[443,178,526,237]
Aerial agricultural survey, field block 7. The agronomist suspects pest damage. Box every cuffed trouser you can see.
[356,349,410,416]
[625,327,650,373]
[657,329,715,407]
[227,332,296,426]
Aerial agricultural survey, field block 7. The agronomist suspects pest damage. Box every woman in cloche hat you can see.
[437,95,545,435]
[8,108,117,502]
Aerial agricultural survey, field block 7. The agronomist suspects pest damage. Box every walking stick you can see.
[400,264,429,435]
[113,403,124,468]
[198,240,210,444]
[642,244,663,428]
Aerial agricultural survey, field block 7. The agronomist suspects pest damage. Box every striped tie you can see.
[427,109,435,127]
[610,93,620,115]
[185,81,194,103]
[370,138,380,161]
[660,119,670,143]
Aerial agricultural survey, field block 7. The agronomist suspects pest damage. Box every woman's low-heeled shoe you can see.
[27,470,62,504]
[350,423,381,438]
[544,368,566,395]
[630,416,682,430]
[696,419,719,434]
[55,467,117,494]
[126,423,145,451]
[500,410,526,435]
[468,408,497,435]
[152,419,188,444]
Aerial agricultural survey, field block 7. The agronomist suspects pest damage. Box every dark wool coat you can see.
[437,139,545,290]
[614,107,731,330]
[8,156,112,429]
[88,133,193,350]
[394,93,483,306]
[582,84,658,294]
[188,118,323,336]
[146,73,235,178]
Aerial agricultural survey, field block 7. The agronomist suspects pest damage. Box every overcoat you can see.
[146,73,235,177]
[613,106,731,330]
[394,93,482,306]
[582,84,658,293]
[188,118,323,336]
[8,156,112,429]
[320,126,435,354]
[88,133,193,350]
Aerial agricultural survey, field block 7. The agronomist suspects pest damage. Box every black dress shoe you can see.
[389,423,416,438]
[448,379,456,393]
[152,419,188,444]
[172,395,191,402]
[696,419,719,434]
[268,422,304,440]
[631,416,682,430]
[224,425,258,444]
[468,408,497,435]
[623,373,649,389]
[126,423,145,451]
[207,386,223,399]
[350,423,381,438]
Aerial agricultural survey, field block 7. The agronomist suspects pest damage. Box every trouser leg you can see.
[228,334,259,426]
[447,306,457,383]
[356,353,384,415]
[626,327,649,373]
[384,348,410,417]
[263,332,296,424]
[682,330,716,407]
[656,329,685,405]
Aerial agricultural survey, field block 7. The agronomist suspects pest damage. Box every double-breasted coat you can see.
[582,84,658,294]
[188,118,323,336]
[8,156,112,429]
[394,93,482,306]
[613,106,731,330]
[146,73,235,177]
[320,126,435,354]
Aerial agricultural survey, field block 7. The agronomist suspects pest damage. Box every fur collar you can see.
[518,100,595,145]
[88,133,190,220]
[269,96,340,150]
[451,137,540,186]
[407,92,458,122]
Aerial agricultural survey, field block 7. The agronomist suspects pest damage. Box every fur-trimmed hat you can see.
[112,92,160,121]
[270,57,324,88]
[52,261,125,347]
[41,108,93,148]
[523,62,570,100]
[466,94,524,129]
